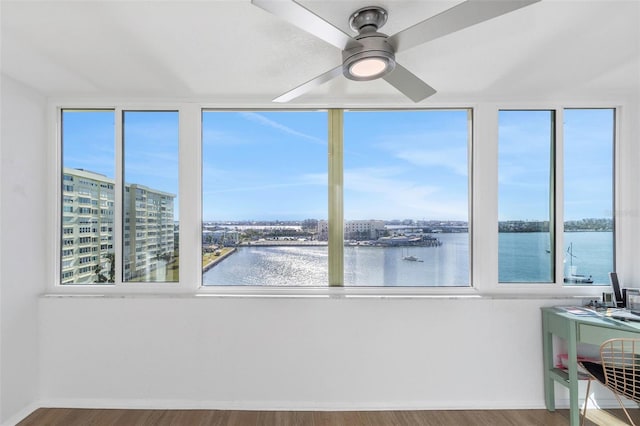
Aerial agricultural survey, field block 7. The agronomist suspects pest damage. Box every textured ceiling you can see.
[1,0,638,106]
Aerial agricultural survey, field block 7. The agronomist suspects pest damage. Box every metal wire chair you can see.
[581,338,640,426]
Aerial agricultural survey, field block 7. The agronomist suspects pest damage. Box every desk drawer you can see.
[578,323,640,345]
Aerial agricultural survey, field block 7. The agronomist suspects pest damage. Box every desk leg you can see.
[542,312,556,411]
[567,321,580,426]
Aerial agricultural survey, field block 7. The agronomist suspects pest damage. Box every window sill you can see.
[41,283,610,301]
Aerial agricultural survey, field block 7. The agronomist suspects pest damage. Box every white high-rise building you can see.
[123,183,176,281]
[61,168,175,284]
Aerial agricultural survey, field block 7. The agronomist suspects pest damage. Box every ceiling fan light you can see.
[349,57,388,79]
[343,50,396,82]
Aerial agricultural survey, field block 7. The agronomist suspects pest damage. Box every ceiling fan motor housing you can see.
[342,32,396,81]
[343,6,395,81]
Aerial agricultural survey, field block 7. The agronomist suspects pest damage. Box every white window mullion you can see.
[179,103,202,291]
[472,105,499,292]
[114,107,124,286]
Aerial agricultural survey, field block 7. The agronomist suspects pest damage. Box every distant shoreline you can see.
[202,247,237,271]
[241,240,327,247]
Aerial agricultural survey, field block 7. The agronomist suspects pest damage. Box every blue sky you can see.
[498,110,553,221]
[62,110,115,178]
[342,110,469,221]
[63,108,613,223]
[202,110,469,221]
[63,110,180,216]
[202,111,327,221]
[562,108,614,221]
[498,108,613,221]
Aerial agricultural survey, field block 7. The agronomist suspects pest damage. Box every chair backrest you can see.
[600,338,640,403]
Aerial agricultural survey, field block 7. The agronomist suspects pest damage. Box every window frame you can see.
[121,109,181,284]
[54,104,199,293]
[486,105,620,295]
[497,109,557,284]
[48,101,622,299]
[561,107,617,286]
[200,107,474,290]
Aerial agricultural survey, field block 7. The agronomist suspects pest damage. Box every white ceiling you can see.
[1,0,639,106]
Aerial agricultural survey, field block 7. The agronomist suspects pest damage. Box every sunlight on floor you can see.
[584,409,635,426]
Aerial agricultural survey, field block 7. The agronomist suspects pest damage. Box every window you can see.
[498,110,555,283]
[123,111,179,283]
[60,109,179,285]
[563,109,615,285]
[201,111,328,286]
[57,104,619,294]
[343,110,471,286]
[498,109,616,285]
[60,110,115,284]
[201,109,471,287]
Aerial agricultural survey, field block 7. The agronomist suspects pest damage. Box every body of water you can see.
[499,231,613,284]
[202,232,612,287]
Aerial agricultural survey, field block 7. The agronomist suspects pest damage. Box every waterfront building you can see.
[202,227,241,246]
[317,219,386,241]
[317,220,329,240]
[345,219,386,240]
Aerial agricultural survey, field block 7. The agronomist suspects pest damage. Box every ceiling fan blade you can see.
[388,0,541,53]
[251,0,360,50]
[383,63,437,103]
[273,65,343,103]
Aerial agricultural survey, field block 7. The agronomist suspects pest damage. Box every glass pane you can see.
[123,111,179,282]
[498,110,554,283]
[61,110,115,284]
[563,109,614,285]
[343,110,470,287]
[202,111,328,286]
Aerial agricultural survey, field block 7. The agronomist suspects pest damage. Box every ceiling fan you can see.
[251,0,541,103]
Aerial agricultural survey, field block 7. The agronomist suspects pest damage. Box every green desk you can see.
[542,307,640,425]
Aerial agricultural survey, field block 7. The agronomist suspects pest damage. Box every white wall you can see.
[40,296,571,410]
[33,97,639,414]
[0,75,637,421]
[0,75,47,423]
[617,99,640,282]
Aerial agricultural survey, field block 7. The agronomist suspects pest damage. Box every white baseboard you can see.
[34,398,547,411]
[1,402,40,426]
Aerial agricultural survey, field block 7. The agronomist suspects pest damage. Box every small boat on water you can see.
[403,255,423,262]
[402,245,423,262]
[401,247,423,262]
[564,243,593,284]
[564,274,593,284]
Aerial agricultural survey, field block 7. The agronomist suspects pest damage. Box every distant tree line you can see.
[499,218,612,233]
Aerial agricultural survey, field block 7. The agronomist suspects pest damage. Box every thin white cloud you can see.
[343,167,467,221]
[239,112,325,145]
[204,180,317,195]
[373,129,469,176]
[394,147,468,176]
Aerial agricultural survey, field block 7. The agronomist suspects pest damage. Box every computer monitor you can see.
[609,272,624,308]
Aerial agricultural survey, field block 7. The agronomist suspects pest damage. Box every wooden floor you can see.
[16,408,640,426]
